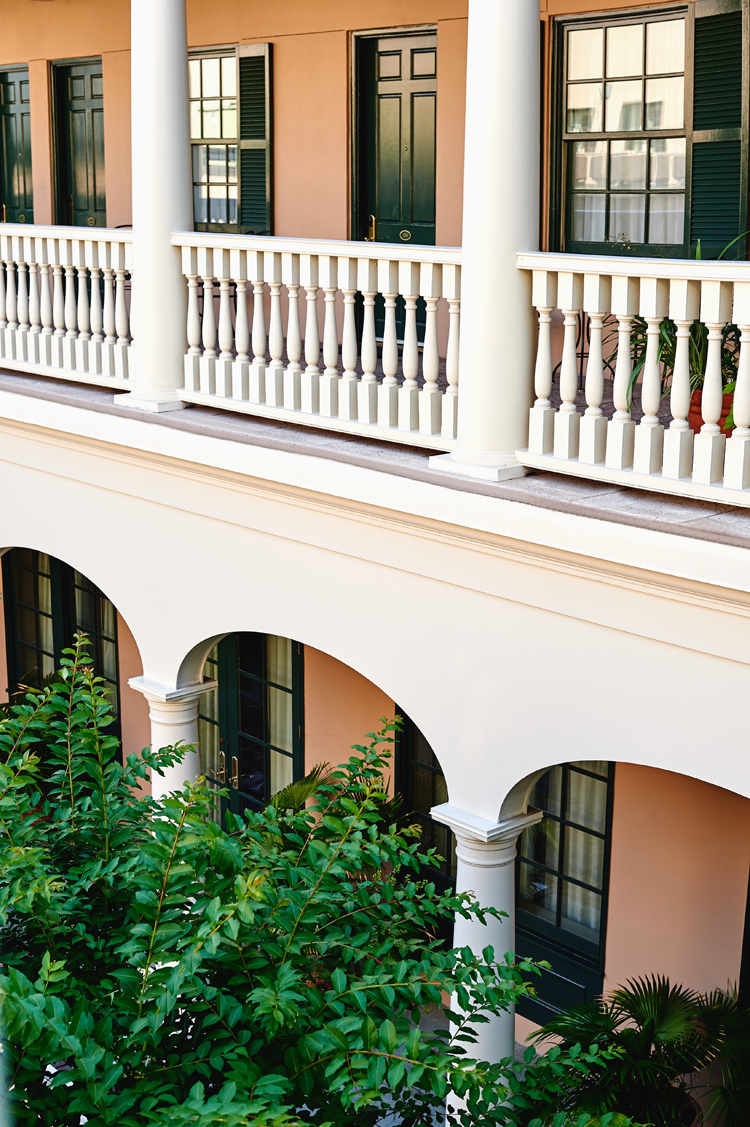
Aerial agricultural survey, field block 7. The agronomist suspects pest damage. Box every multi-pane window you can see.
[2,548,120,720]
[189,54,238,228]
[395,713,455,887]
[197,632,304,818]
[565,15,686,248]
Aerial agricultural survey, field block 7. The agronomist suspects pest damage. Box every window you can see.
[516,761,614,1023]
[189,45,272,235]
[2,548,120,722]
[553,1,748,258]
[395,713,455,889]
[198,632,303,818]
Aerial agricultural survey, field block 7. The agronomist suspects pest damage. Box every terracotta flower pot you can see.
[687,388,734,435]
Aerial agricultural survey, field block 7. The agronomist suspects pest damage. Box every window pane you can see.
[228,185,238,226]
[606,24,643,79]
[569,761,609,778]
[561,881,601,938]
[650,137,685,188]
[610,138,647,189]
[649,194,685,244]
[188,59,201,98]
[519,862,558,924]
[564,828,604,888]
[609,193,645,243]
[571,193,605,241]
[202,57,221,98]
[222,99,237,139]
[567,772,608,832]
[190,102,201,140]
[238,734,265,800]
[203,100,221,139]
[228,146,238,183]
[238,633,264,677]
[193,185,208,224]
[568,28,603,80]
[413,763,448,811]
[270,749,294,796]
[208,145,226,183]
[645,76,684,130]
[239,671,263,738]
[266,635,292,688]
[646,19,685,75]
[221,55,237,97]
[519,817,560,870]
[267,685,293,753]
[567,83,603,133]
[605,80,642,131]
[193,144,208,184]
[530,765,563,818]
[572,140,607,189]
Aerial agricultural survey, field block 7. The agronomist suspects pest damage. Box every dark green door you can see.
[358,33,437,246]
[55,61,106,227]
[0,68,33,224]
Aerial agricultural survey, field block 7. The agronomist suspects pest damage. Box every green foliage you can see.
[528,974,750,1127]
[0,636,640,1127]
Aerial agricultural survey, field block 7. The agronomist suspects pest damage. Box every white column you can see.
[128,676,217,799]
[431,802,543,1063]
[430,0,539,481]
[121,0,192,412]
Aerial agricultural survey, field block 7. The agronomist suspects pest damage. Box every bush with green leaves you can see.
[0,636,640,1126]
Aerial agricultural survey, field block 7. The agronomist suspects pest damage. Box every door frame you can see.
[50,56,104,227]
[350,24,437,242]
[0,63,33,224]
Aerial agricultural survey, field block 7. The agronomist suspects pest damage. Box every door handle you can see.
[230,756,239,789]
[364,214,376,241]
[218,750,226,784]
[1,204,6,223]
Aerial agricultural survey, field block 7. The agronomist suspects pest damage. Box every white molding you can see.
[128,675,217,703]
[430,802,543,844]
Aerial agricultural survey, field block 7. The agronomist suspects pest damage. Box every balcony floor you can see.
[2,368,750,552]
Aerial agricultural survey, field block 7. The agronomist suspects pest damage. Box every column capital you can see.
[431,802,542,867]
[128,675,218,706]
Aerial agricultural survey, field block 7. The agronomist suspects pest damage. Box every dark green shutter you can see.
[690,1,747,256]
[239,44,272,235]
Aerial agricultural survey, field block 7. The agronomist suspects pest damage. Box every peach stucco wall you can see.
[304,645,395,779]
[116,610,151,787]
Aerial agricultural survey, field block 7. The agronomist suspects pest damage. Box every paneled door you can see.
[54,60,106,227]
[356,32,437,246]
[0,68,33,224]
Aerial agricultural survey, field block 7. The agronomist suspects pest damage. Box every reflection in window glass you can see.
[605,80,642,131]
[610,138,647,189]
[645,76,684,130]
[221,55,237,97]
[609,193,645,243]
[519,862,558,924]
[202,56,220,98]
[571,193,605,241]
[568,27,603,80]
[561,882,602,938]
[572,140,607,188]
[649,194,685,243]
[606,23,643,79]
[650,137,686,188]
[646,19,685,75]
[188,58,201,98]
[567,83,603,133]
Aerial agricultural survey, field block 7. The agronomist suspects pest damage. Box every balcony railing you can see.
[172,233,461,450]
[0,225,133,390]
[518,251,750,507]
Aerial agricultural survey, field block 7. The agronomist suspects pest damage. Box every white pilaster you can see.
[119,0,192,412]
[129,676,217,799]
[431,802,543,1063]
[430,0,538,482]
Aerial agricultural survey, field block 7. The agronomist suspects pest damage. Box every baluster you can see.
[319,256,339,418]
[632,278,668,475]
[100,264,116,376]
[693,280,732,485]
[73,259,90,374]
[230,249,249,401]
[39,256,53,367]
[6,255,18,358]
[417,262,441,435]
[725,282,750,490]
[51,253,66,369]
[578,274,611,465]
[113,264,130,380]
[199,251,217,396]
[87,258,103,375]
[184,255,202,392]
[282,252,301,410]
[301,254,319,413]
[27,249,41,365]
[0,242,6,358]
[441,263,461,440]
[15,253,29,363]
[329,256,356,421]
[265,251,284,407]
[61,248,78,371]
[213,249,233,398]
[662,279,699,481]
[248,251,266,404]
[398,261,420,432]
[378,260,399,429]
[528,270,557,454]
[605,276,639,469]
[553,272,583,460]
[357,259,378,424]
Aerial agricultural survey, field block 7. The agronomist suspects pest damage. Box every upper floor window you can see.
[554,2,748,259]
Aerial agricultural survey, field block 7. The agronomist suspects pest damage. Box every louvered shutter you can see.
[239,43,273,235]
[690,1,747,257]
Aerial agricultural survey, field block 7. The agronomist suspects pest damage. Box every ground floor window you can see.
[516,761,614,1023]
[1,548,120,721]
[198,632,304,817]
[395,712,456,889]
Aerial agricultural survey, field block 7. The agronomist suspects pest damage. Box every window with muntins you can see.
[395,713,455,888]
[554,1,748,258]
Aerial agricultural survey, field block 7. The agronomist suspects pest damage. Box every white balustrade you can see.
[174,233,462,450]
[0,224,134,389]
[519,251,750,507]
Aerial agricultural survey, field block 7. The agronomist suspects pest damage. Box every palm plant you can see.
[526,975,750,1127]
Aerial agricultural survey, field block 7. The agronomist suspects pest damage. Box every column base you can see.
[115,391,187,413]
[428,451,526,483]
